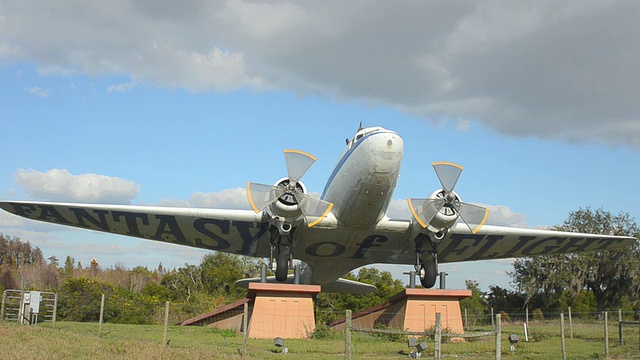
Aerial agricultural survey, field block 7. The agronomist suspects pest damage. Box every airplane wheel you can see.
[418,258,437,288]
[275,250,288,282]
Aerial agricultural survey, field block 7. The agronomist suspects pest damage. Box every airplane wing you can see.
[437,224,637,263]
[359,221,637,265]
[0,201,272,257]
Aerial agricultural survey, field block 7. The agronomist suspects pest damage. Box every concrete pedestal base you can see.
[331,289,472,334]
[247,283,321,339]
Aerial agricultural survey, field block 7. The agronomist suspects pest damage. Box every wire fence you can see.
[5,293,640,359]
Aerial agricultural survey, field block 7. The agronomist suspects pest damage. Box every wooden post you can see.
[98,294,105,336]
[1,290,6,321]
[604,311,609,358]
[568,307,573,339]
[560,313,566,360]
[345,310,352,360]
[618,320,623,346]
[242,302,248,358]
[435,312,442,360]
[495,313,501,360]
[618,309,623,345]
[163,301,170,346]
[491,308,495,327]
[464,308,468,331]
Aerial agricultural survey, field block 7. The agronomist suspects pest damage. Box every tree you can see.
[57,277,116,321]
[63,256,75,278]
[459,280,488,327]
[510,207,640,315]
[315,268,405,325]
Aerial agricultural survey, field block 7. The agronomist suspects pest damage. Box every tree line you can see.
[1,207,639,325]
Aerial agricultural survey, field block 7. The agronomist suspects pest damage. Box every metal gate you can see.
[1,290,57,325]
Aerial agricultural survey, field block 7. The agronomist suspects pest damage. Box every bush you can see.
[57,277,116,322]
[499,311,511,324]
[533,308,544,323]
[310,323,338,339]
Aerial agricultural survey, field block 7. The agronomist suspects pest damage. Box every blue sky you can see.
[1,1,639,291]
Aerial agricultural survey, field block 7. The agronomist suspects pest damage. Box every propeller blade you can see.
[294,192,334,227]
[456,202,489,234]
[432,162,464,193]
[246,182,285,213]
[407,197,445,229]
[284,149,317,183]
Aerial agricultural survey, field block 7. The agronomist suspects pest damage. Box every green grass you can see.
[0,320,638,359]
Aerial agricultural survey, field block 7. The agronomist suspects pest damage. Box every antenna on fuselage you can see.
[357,121,364,131]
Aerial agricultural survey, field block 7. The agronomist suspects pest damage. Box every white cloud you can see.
[158,187,250,209]
[107,81,137,93]
[485,205,528,227]
[25,86,51,97]
[14,168,139,203]
[1,1,639,145]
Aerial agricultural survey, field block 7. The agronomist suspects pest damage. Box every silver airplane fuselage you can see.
[296,127,405,285]
[322,127,404,229]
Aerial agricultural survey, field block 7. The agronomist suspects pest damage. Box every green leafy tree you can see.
[315,268,405,325]
[199,253,257,300]
[510,208,640,315]
[58,277,116,321]
[459,280,488,327]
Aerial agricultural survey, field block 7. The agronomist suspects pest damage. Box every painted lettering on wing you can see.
[7,203,265,253]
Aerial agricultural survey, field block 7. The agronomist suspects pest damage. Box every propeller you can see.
[408,162,489,234]
[247,149,334,227]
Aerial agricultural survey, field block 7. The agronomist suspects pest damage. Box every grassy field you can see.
[0,320,639,359]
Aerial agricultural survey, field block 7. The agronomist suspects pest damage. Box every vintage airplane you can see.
[1,126,636,293]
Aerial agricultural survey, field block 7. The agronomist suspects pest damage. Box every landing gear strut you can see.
[414,233,438,288]
[268,221,295,282]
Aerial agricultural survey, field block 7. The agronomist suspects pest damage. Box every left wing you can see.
[0,201,271,257]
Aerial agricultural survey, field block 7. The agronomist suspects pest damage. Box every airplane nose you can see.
[383,133,404,154]
[373,132,403,167]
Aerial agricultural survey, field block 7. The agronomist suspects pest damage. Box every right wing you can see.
[0,201,271,257]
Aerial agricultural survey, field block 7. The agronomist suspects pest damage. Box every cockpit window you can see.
[351,127,383,145]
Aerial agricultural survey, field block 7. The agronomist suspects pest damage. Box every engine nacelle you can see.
[424,189,461,233]
[269,177,307,220]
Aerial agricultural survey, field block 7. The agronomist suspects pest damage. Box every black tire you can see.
[419,258,437,288]
[275,250,288,282]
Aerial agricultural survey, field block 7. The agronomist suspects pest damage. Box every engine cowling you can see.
[269,177,307,220]
[424,189,461,233]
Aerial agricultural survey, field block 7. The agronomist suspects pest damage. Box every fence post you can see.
[162,301,170,346]
[345,310,352,360]
[618,309,623,345]
[618,320,623,346]
[1,290,6,321]
[604,311,609,358]
[568,307,573,339]
[242,302,248,357]
[464,308,468,331]
[98,293,105,336]
[435,312,442,360]
[491,308,495,327]
[495,313,501,360]
[560,313,566,360]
